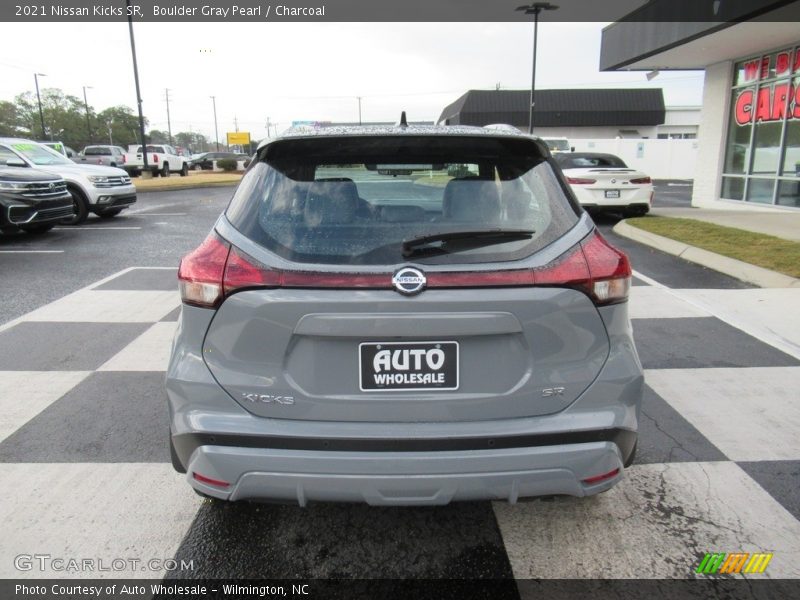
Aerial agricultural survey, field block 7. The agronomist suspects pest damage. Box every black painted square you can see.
[0,372,169,463]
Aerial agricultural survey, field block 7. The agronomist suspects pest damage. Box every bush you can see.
[216,158,238,171]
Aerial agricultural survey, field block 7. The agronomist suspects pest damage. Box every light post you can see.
[210,95,220,151]
[357,96,362,125]
[33,73,47,139]
[126,0,149,176]
[82,86,93,143]
[515,2,559,134]
[165,88,173,145]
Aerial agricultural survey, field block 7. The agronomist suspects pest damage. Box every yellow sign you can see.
[226,132,251,146]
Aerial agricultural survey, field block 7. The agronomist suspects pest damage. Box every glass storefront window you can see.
[776,179,800,207]
[721,177,745,200]
[723,46,800,206]
[745,179,776,203]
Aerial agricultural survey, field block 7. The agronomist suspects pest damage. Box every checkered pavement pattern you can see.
[1,267,799,582]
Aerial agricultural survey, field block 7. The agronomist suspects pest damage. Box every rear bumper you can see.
[185,440,629,505]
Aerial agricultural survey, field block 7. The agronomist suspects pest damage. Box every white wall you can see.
[534,125,659,139]
[692,61,737,208]
[570,138,699,179]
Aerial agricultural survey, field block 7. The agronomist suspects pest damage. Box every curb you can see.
[613,220,800,289]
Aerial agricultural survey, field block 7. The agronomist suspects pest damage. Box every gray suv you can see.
[167,124,643,505]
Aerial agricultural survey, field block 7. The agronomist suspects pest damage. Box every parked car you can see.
[554,152,652,217]
[541,137,573,153]
[167,123,643,505]
[0,166,74,235]
[0,138,137,224]
[74,145,127,168]
[39,141,79,158]
[188,152,249,171]
[124,144,189,177]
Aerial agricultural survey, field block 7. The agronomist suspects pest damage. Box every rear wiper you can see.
[402,229,535,258]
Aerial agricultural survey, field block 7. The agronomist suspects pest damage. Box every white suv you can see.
[0,138,136,224]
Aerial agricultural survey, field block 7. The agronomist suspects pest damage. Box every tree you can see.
[174,131,208,153]
[147,129,169,144]
[96,105,146,149]
[0,100,28,137]
[15,88,92,146]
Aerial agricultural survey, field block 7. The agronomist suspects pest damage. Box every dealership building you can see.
[600,1,800,209]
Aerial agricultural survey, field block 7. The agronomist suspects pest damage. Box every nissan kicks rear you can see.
[166,125,643,505]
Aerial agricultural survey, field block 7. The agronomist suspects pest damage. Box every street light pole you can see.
[516,3,559,134]
[210,95,219,151]
[165,88,173,145]
[82,86,93,143]
[357,96,362,125]
[34,73,46,139]
[126,0,149,175]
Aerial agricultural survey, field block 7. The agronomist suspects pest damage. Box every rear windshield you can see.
[556,154,628,169]
[225,136,580,266]
[84,147,111,155]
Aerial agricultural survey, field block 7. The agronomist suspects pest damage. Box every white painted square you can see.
[98,322,178,372]
[628,286,711,319]
[0,371,91,443]
[0,463,201,579]
[22,290,180,323]
[645,367,800,461]
[674,288,800,361]
[494,462,800,578]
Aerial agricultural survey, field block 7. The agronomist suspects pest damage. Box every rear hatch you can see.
[180,134,631,423]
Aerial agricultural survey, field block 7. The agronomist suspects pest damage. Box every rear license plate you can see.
[605,190,621,199]
[359,341,459,391]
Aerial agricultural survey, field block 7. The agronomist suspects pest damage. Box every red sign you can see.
[741,48,800,83]
[735,82,800,125]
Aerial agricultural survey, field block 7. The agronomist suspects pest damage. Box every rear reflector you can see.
[582,468,620,485]
[629,177,651,184]
[192,472,230,488]
[178,230,631,308]
[566,176,596,184]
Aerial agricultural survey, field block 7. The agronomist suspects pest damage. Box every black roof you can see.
[438,89,665,127]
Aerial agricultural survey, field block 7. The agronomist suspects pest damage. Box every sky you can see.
[0,21,705,142]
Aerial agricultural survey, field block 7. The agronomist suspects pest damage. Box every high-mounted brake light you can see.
[629,176,651,185]
[178,230,630,308]
[566,176,596,184]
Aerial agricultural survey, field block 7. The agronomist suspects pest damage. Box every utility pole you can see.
[265,117,271,139]
[34,73,47,139]
[210,95,219,151]
[165,88,173,145]
[234,115,238,132]
[357,96,362,125]
[82,86,93,143]
[126,0,149,176]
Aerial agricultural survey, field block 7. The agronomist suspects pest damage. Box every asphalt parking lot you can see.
[1,182,799,590]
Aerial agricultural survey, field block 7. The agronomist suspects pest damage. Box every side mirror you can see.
[6,158,28,167]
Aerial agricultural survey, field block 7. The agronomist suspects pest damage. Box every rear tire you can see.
[624,206,649,218]
[162,163,170,178]
[20,223,55,234]
[180,163,189,177]
[61,186,89,225]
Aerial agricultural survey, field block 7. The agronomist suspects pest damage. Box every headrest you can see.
[442,177,501,222]
[304,179,359,226]
[379,205,426,223]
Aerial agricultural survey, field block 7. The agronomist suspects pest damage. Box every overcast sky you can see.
[0,22,704,141]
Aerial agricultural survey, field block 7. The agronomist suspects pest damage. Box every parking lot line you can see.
[52,226,142,231]
[0,250,64,254]
[135,212,187,216]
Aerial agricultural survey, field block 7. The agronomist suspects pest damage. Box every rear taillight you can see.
[178,232,230,307]
[153,154,159,163]
[579,231,631,305]
[566,177,596,184]
[629,176,651,184]
[178,230,630,309]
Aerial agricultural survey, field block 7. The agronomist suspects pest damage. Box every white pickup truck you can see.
[124,144,189,177]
